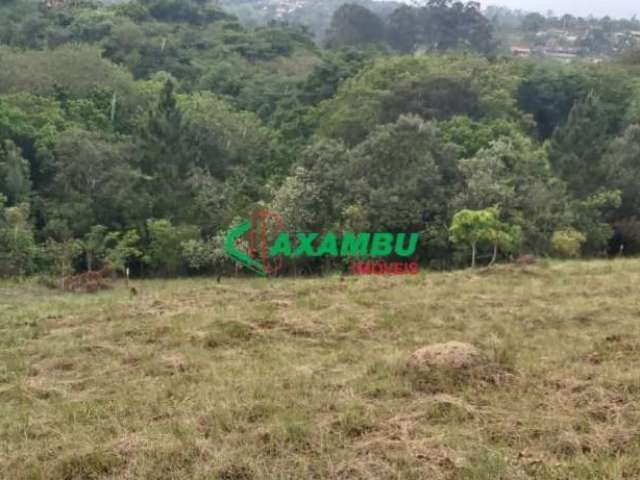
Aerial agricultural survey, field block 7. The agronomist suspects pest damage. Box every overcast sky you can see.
[481,0,638,19]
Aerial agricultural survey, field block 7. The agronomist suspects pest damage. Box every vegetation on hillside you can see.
[1,0,640,278]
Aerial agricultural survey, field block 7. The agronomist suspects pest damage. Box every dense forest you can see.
[1,0,640,278]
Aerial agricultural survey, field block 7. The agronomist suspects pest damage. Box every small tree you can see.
[44,238,83,286]
[181,239,213,272]
[146,219,200,276]
[81,225,108,272]
[209,229,236,275]
[486,221,523,266]
[0,201,38,277]
[568,190,621,254]
[0,140,31,205]
[105,229,144,275]
[450,208,519,267]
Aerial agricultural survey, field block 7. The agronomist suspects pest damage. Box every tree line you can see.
[325,1,495,55]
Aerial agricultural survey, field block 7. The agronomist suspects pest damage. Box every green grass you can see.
[2,259,640,479]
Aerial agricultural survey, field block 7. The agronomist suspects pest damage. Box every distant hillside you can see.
[220,0,401,40]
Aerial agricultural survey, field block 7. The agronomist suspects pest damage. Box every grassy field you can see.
[2,259,640,479]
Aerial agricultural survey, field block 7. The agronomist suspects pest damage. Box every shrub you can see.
[614,217,640,255]
[551,229,587,258]
[146,219,200,276]
[180,239,213,272]
[0,201,38,277]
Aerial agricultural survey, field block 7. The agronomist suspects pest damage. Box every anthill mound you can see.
[408,342,487,372]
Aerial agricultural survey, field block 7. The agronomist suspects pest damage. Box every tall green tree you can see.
[455,133,565,252]
[0,140,31,205]
[137,79,187,219]
[547,94,612,199]
[50,128,142,234]
[346,115,451,232]
[81,225,108,272]
[325,4,386,49]
[0,200,38,277]
[605,125,640,219]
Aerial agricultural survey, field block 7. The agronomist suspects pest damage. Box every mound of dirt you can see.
[407,342,487,373]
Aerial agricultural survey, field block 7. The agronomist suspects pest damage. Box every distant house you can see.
[511,46,531,57]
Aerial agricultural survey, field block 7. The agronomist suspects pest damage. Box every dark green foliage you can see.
[385,5,422,53]
[145,218,200,276]
[0,0,638,276]
[547,94,612,199]
[0,140,31,205]
[604,125,640,219]
[325,4,386,49]
[347,115,450,232]
[299,49,372,105]
[49,128,142,234]
[386,1,496,55]
[379,76,481,124]
[516,62,634,139]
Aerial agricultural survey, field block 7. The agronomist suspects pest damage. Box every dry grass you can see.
[2,259,640,479]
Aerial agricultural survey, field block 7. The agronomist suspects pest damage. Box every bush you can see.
[146,219,200,276]
[551,229,587,258]
[0,202,38,277]
[180,239,213,272]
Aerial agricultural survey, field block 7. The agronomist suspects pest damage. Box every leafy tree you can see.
[139,0,230,25]
[44,237,82,282]
[0,201,38,277]
[517,63,633,140]
[449,208,517,267]
[0,140,31,205]
[136,79,186,219]
[179,92,281,229]
[386,5,421,53]
[105,229,144,274]
[485,217,522,265]
[346,115,450,233]
[180,238,213,272]
[566,190,621,254]
[146,219,200,276]
[455,132,565,252]
[516,64,587,140]
[298,49,372,106]
[312,55,520,146]
[271,139,350,232]
[604,125,640,218]
[418,0,496,54]
[81,225,108,272]
[386,1,496,54]
[547,94,611,199]
[325,4,386,49]
[438,117,522,157]
[379,76,481,124]
[50,128,142,234]
[521,12,546,33]
[0,44,137,100]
